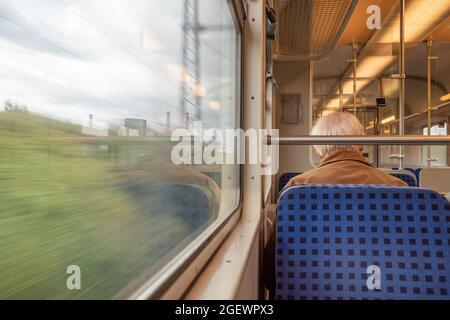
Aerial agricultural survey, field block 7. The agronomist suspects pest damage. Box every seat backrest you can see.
[415,168,423,183]
[276,185,450,300]
[386,169,417,186]
[278,172,301,193]
[420,168,450,194]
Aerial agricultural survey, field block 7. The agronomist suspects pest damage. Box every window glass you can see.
[421,123,448,167]
[0,0,240,299]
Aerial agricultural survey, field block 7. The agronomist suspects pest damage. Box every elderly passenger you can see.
[285,112,407,187]
[264,112,406,297]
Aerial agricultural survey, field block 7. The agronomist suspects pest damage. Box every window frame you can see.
[129,0,245,300]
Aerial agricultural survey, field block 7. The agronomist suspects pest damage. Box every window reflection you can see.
[313,0,449,169]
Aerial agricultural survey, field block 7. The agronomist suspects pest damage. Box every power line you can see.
[0,14,79,59]
[3,0,101,61]
[57,0,175,87]
[0,13,171,116]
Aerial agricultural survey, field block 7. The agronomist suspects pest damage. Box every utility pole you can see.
[166,111,171,134]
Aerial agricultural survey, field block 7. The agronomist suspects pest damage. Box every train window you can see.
[0,0,240,299]
[423,122,448,136]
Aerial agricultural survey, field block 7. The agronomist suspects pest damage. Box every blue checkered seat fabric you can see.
[278,172,301,194]
[276,184,450,300]
[415,168,423,185]
[392,168,423,186]
[389,172,417,187]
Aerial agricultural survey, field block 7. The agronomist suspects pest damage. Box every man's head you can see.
[311,112,365,160]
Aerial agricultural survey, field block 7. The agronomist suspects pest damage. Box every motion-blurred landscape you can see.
[0,107,218,299]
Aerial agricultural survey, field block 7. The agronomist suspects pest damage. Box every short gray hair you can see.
[311,112,364,159]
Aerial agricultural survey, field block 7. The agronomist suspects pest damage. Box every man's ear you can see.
[311,147,321,167]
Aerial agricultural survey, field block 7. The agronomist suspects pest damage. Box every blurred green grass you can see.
[0,111,212,299]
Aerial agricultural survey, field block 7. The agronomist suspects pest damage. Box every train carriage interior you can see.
[0,0,449,301]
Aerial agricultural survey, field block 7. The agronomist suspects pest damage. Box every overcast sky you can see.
[0,0,239,132]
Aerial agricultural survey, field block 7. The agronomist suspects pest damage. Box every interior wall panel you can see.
[274,61,313,181]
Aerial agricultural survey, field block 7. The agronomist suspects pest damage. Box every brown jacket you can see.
[286,150,407,187]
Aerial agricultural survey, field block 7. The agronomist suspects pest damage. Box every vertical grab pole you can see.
[398,0,406,170]
[352,42,358,115]
[427,40,432,168]
[425,40,438,167]
[375,78,383,168]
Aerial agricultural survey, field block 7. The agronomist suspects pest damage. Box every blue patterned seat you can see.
[389,172,417,187]
[278,172,301,193]
[392,168,423,186]
[415,168,423,185]
[276,185,450,300]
